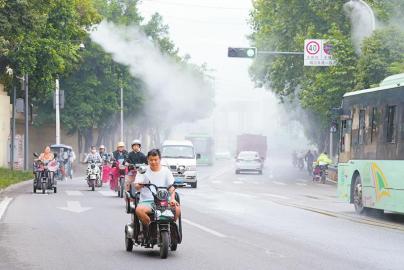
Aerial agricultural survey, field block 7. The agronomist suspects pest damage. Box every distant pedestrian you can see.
[305,150,315,175]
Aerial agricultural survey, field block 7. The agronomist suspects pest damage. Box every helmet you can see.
[117,141,125,148]
[131,139,141,147]
[99,145,105,149]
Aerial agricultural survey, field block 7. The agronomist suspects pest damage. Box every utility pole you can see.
[10,86,16,170]
[24,74,29,170]
[120,85,124,142]
[55,78,61,144]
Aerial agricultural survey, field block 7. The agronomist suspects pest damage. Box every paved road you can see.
[1,158,404,270]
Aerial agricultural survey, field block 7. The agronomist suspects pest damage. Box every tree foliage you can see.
[249,0,404,147]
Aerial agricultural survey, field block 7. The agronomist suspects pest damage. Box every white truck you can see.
[161,140,200,188]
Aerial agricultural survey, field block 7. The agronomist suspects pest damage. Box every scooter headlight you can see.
[186,165,196,171]
[157,189,169,201]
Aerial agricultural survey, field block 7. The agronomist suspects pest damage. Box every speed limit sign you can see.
[304,39,336,66]
[305,41,320,55]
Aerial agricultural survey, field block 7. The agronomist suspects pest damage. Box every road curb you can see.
[0,179,33,195]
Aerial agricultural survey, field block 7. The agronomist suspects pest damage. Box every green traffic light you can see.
[228,47,257,58]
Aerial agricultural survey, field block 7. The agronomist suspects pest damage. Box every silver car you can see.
[235,151,263,174]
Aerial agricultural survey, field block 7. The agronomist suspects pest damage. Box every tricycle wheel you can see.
[125,235,134,252]
[160,231,169,259]
[170,242,177,251]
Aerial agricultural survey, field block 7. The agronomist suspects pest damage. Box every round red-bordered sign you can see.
[306,41,320,55]
[323,43,333,55]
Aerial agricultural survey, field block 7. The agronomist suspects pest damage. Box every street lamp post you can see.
[24,74,29,170]
[55,78,61,144]
[10,86,16,170]
[120,85,124,142]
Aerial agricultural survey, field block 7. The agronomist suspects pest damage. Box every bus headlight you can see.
[187,165,196,171]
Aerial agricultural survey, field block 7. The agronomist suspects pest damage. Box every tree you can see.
[0,0,100,96]
[249,0,404,148]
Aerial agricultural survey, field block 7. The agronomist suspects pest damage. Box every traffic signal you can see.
[228,47,257,58]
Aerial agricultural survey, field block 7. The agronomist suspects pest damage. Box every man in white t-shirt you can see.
[134,149,180,234]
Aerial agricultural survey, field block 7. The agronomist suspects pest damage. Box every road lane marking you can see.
[262,193,289,200]
[182,218,227,238]
[211,180,222,184]
[233,181,243,184]
[297,179,309,183]
[272,181,286,186]
[0,197,13,221]
[296,183,307,186]
[98,190,117,197]
[66,191,83,196]
[58,201,92,213]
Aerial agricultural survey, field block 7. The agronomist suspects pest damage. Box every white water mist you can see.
[90,21,214,131]
[344,0,377,54]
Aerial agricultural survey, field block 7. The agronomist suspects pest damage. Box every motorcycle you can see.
[33,153,58,194]
[86,160,102,191]
[124,183,183,259]
[313,163,328,184]
[124,163,147,214]
[306,160,313,176]
[297,157,305,170]
[111,159,127,198]
[54,159,66,181]
[101,157,112,184]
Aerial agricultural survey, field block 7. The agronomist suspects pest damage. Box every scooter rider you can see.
[113,141,129,162]
[99,145,110,162]
[38,146,56,183]
[128,140,147,165]
[317,152,332,166]
[134,149,180,238]
[126,139,148,191]
[84,146,102,164]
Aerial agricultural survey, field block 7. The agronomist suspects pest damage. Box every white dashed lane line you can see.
[262,193,290,200]
[296,183,307,186]
[0,197,13,221]
[182,218,227,238]
[272,181,287,186]
[98,190,117,197]
[66,190,83,196]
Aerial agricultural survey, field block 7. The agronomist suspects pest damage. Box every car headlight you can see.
[187,165,196,171]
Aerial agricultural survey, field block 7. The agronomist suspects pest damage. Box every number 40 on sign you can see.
[304,39,336,67]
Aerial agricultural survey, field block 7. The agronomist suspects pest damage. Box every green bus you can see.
[338,73,404,214]
[185,134,214,166]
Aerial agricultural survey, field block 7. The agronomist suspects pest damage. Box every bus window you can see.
[386,105,397,143]
[340,120,347,152]
[401,106,404,140]
[359,109,366,145]
[371,107,377,143]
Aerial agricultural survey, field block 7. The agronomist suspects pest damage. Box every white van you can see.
[161,140,199,188]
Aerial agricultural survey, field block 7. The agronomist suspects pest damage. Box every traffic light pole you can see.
[228,47,304,58]
[258,51,304,55]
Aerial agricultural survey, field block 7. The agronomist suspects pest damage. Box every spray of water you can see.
[344,0,377,54]
[90,21,214,142]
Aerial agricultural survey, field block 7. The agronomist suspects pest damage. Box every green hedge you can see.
[0,168,33,189]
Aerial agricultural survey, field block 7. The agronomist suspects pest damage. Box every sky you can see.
[138,0,257,100]
[137,0,309,152]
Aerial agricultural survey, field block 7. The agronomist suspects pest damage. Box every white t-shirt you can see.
[135,166,175,202]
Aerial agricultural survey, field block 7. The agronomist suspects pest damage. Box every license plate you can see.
[90,175,97,180]
[174,178,184,184]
